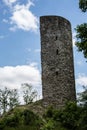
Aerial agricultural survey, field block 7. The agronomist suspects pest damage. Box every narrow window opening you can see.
[56,49,58,55]
[56,71,58,75]
[55,36,58,40]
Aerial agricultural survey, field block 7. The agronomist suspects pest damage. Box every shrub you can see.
[23,109,41,127]
[0,118,6,130]
[5,114,19,127]
[41,119,55,130]
[57,102,81,130]
[44,106,54,119]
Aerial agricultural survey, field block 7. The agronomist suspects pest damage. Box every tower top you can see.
[40,15,71,26]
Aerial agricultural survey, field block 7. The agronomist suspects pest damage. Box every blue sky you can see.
[0,0,87,100]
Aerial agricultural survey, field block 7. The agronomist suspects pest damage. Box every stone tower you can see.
[40,16,76,108]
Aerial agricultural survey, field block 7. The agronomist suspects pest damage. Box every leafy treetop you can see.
[79,0,87,12]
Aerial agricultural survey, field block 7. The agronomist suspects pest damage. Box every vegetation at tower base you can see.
[0,89,87,130]
[75,0,87,59]
[0,107,43,130]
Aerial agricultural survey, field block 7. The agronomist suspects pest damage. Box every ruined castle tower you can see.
[40,16,76,108]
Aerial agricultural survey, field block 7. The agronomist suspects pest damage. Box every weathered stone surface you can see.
[40,16,76,108]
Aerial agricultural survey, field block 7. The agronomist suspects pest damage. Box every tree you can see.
[79,0,87,12]
[0,87,10,114]
[0,87,20,114]
[8,89,20,110]
[75,23,87,58]
[77,86,87,130]
[75,0,87,58]
[22,83,38,105]
[77,86,87,107]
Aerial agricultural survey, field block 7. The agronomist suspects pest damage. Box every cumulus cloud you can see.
[76,74,87,86]
[76,74,87,93]
[3,0,38,32]
[10,2,38,31]
[0,64,41,91]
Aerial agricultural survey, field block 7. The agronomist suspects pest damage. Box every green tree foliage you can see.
[41,119,55,130]
[0,87,10,114]
[75,0,87,59]
[57,102,81,130]
[0,98,87,130]
[9,89,20,110]
[77,86,87,130]
[23,109,40,126]
[0,108,42,130]
[0,87,20,114]
[75,23,87,58]
[21,83,38,105]
[79,0,87,12]
[78,86,87,106]
[44,99,87,130]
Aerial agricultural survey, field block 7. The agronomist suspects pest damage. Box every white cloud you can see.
[10,2,38,31]
[0,64,41,91]
[73,38,76,47]
[76,74,87,89]
[72,32,76,47]
[3,0,38,32]
[75,74,87,94]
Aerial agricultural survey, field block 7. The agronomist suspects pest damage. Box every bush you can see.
[56,102,81,130]
[78,107,87,130]
[5,115,19,127]
[23,109,34,125]
[44,106,54,119]
[41,119,55,130]
[23,109,41,127]
[0,118,6,130]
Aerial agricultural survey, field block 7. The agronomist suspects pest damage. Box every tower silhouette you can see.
[40,16,76,108]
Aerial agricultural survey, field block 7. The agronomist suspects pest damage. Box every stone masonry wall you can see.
[40,16,76,108]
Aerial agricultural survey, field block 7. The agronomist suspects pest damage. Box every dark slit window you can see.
[56,71,58,75]
[55,36,57,40]
[56,49,58,55]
